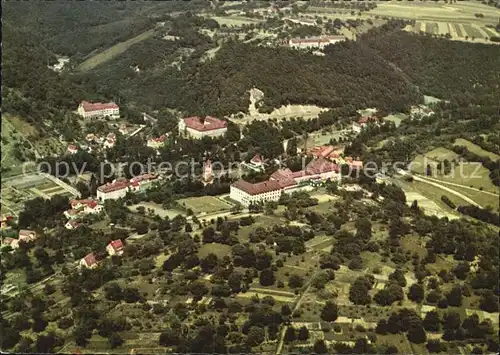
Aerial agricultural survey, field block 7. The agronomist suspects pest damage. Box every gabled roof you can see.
[82,253,97,267]
[68,144,78,151]
[358,115,378,124]
[108,239,124,252]
[80,101,119,112]
[232,179,282,195]
[250,154,263,164]
[98,179,129,193]
[183,116,227,132]
[305,157,339,174]
[19,229,35,237]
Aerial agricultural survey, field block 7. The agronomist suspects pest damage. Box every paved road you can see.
[396,169,482,208]
[416,174,499,197]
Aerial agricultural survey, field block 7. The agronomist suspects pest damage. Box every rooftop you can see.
[232,179,282,195]
[83,253,97,266]
[97,179,129,193]
[108,239,124,252]
[183,116,227,132]
[80,101,119,112]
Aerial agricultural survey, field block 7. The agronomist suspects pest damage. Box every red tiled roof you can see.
[358,116,378,124]
[183,116,227,132]
[3,237,17,245]
[98,179,129,193]
[71,199,97,208]
[108,239,124,252]
[83,253,97,267]
[270,168,293,181]
[130,174,157,183]
[150,135,166,143]
[251,154,263,164]
[67,220,81,228]
[309,145,335,158]
[68,145,78,151]
[81,101,119,112]
[232,179,282,195]
[305,157,339,175]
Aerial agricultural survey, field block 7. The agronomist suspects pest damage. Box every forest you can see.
[2,1,208,57]
[361,27,500,106]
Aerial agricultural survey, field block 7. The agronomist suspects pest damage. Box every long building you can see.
[230,157,341,206]
[77,101,120,119]
[288,36,346,49]
[179,116,228,139]
[97,174,160,202]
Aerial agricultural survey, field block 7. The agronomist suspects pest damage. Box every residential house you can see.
[2,237,19,249]
[64,199,103,219]
[80,253,98,269]
[65,220,81,230]
[18,229,37,242]
[147,135,167,149]
[202,160,214,186]
[245,154,265,172]
[77,101,119,119]
[67,145,79,154]
[106,239,124,256]
[179,116,228,139]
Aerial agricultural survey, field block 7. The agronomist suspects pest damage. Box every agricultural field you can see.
[364,1,500,43]
[177,195,232,215]
[453,138,500,161]
[410,147,498,193]
[77,29,155,72]
[208,15,264,27]
[1,174,78,217]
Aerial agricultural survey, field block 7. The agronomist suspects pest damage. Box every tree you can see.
[426,339,445,353]
[108,333,124,348]
[200,253,218,273]
[423,311,441,332]
[407,326,427,344]
[281,304,292,316]
[479,290,499,313]
[104,282,123,301]
[320,301,338,322]
[313,339,328,354]
[349,276,372,305]
[259,268,275,286]
[389,269,407,287]
[288,274,304,289]
[443,311,461,331]
[408,283,425,303]
[446,285,462,307]
[284,326,296,343]
[297,326,309,341]
[246,326,265,346]
[159,329,180,346]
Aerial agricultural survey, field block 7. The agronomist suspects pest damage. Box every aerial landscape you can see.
[1,0,499,354]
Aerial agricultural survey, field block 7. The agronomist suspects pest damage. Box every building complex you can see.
[288,36,346,49]
[230,157,341,206]
[97,174,160,202]
[77,101,120,120]
[179,116,227,139]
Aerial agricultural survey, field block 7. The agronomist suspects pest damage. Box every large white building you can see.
[230,157,341,206]
[97,174,160,202]
[179,116,228,139]
[288,36,346,50]
[77,101,120,119]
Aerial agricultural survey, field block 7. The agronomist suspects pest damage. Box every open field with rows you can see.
[1,174,77,217]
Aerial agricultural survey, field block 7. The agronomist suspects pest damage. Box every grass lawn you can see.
[453,138,500,161]
[78,29,155,72]
[197,243,232,259]
[178,196,231,214]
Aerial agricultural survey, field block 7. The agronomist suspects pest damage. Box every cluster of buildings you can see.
[97,173,161,202]
[80,239,125,269]
[230,157,341,206]
[1,229,37,250]
[410,105,435,119]
[178,116,228,139]
[77,101,120,120]
[67,132,119,155]
[352,115,381,134]
[288,36,346,49]
[63,199,104,230]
